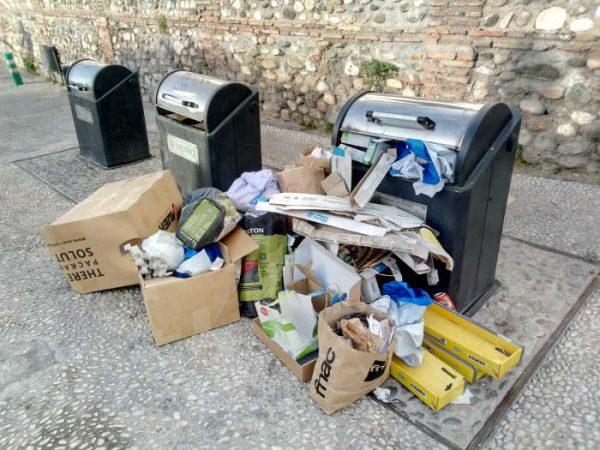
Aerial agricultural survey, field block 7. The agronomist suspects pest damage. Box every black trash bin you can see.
[66,59,150,168]
[332,93,521,313]
[155,70,262,196]
[40,45,63,81]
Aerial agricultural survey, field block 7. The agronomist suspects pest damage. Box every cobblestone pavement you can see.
[0,72,598,449]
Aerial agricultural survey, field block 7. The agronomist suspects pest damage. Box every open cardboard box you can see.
[253,267,331,382]
[141,227,258,346]
[390,351,465,412]
[424,303,523,379]
[42,170,182,294]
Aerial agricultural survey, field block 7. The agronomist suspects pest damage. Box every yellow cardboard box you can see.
[424,304,523,379]
[423,337,482,384]
[390,352,465,411]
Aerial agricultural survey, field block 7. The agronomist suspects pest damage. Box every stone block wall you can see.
[0,0,598,174]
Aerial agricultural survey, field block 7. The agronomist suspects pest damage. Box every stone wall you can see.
[0,0,598,174]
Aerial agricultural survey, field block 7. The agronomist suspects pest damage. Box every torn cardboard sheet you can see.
[350,149,397,209]
[321,172,349,197]
[256,202,389,237]
[292,219,429,259]
[331,146,352,190]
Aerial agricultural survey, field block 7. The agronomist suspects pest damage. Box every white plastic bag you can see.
[256,290,318,360]
[141,230,184,277]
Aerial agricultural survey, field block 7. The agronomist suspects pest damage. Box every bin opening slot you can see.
[340,134,458,187]
[165,112,206,131]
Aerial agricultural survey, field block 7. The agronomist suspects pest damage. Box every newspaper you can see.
[266,193,424,230]
[256,202,389,237]
[292,219,429,259]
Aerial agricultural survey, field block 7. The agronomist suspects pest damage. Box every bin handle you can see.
[366,110,436,130]
[161,93,199,109]
[68,82,88,92]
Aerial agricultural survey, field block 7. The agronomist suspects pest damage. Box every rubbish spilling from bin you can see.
[42,92,522,417]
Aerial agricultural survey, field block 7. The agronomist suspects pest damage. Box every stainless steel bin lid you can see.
[66,59,133,100]
[155,70,252,132]
[337,93,485,150]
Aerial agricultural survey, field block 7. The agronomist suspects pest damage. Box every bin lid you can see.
[337,93,485,150]
[155,70,252,132]
[66,59,133,100]
[334,92,514,185]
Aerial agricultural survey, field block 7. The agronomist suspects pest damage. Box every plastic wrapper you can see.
[173,244,224,278]
[256,289,318,361]
[177,190,241,250]
[125,230,184,278]
[238,213,287,317]
[227,169,280,212]
[371,281,433,367]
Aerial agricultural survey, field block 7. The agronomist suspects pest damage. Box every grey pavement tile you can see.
[378,239,598,448]
[505,175,600,262]
[485,287,600,450]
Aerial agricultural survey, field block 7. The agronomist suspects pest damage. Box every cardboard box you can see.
[253,318,318,382]
[42,171,182,294]
[423,338,482,384]
[390,352,465,411]
[252,268,329,382]
[277,165,325,195]
[424,303,523,379]
[141,227,258,346]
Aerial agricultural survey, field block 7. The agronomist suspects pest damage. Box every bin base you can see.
[77,153,152,170]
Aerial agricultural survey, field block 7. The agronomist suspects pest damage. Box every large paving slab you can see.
[377,239,598,449]
[488,285,600,449]
[0,75,77,163]
[504,175,600,262]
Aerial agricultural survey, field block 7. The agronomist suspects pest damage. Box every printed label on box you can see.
[167,134,199,164]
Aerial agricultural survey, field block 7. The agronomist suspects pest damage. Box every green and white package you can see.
[256,290,318,361]
[239,213,287,317]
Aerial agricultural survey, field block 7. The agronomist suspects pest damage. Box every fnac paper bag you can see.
[309,301,394,414]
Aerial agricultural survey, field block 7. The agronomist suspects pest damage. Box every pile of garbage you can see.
[43,142,523,415]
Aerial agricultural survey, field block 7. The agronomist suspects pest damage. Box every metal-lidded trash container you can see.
[40,45,63,81]
[155,70,262,196]
[66,59,150,168]
[333,93,521,313]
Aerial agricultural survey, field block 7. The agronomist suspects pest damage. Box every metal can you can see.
[433,292,457,311]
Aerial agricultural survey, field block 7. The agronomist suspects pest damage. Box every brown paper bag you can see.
[277,165,325,195]
[309,301,394,414]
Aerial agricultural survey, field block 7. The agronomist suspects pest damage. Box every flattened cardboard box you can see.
[390,352,465,412]
[424,304,523,379]
[41,171,182,294]
[142,227,259,346]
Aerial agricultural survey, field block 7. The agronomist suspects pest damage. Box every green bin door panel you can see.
[157,116,211,197]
